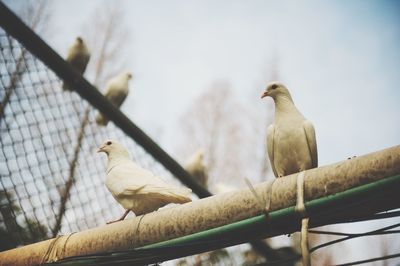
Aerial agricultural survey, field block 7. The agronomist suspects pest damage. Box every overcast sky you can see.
[5,0,400,263]
[25,0,399,167]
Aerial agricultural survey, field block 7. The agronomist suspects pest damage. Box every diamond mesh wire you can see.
[0,29,181,250]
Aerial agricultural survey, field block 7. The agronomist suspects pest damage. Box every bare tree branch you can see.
[83,2,130,87]
[176,81,252,191]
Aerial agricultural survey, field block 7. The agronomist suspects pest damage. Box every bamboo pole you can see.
[1,145,399,265]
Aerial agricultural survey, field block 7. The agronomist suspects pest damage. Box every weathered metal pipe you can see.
[0,145,399,265]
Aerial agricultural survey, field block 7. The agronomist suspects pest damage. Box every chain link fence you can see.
[0,29,182,251]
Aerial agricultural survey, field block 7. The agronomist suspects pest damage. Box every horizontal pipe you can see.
[0,145,399,265]
[134,175,399,264]
[43,174,400,265]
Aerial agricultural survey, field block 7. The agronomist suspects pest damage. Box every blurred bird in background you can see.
[62,36,90,91]
[98,139,192,223]
[261,81,318,178]
[96,71,132,126]
[185,149,208,189]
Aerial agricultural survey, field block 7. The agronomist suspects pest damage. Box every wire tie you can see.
[40,234,63,265]
[265,179,276,219]
[295,171,311,266]
[244,178,275,220]
[295,171,307,217]
[61,232,76,259]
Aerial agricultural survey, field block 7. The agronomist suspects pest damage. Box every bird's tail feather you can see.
[144,187,192,204]
[160,192,192,204]
[122,185,192,203]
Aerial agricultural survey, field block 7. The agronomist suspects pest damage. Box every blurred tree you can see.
[176,249,233,266]
[0,190,21,251]
[242,249,266,265]
[15,0,54,37]
[0,190,48,251]
[176,81,249,191]
[207,249,231,265]
[83,1,130,88]
[175,81,248,265]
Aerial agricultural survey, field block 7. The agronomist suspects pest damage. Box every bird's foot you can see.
[106,218,124,224]
[106,210,130,224]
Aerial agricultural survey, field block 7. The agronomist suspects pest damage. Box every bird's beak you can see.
[97,146,105,153]
[261,91,269,99]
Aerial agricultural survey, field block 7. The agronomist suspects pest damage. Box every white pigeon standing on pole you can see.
[185,149,208,189]
[63,37,90,91]
[96,72,132,126]
[261,81,317,266]
[261,81,318,178]
[98,139,192,223]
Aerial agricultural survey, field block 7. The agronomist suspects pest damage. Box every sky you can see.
[25,0,399,168]
[4,0,400,264]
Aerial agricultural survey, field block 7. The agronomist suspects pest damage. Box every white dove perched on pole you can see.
[261,82,317,266]
[261,82,318,178]
[185,149,208,189]
[62,37,90,91]
[98,139,192,223]
[96,72,132,126]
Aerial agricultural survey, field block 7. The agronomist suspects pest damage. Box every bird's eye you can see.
[106,141,112,145]
[271,84,278,90]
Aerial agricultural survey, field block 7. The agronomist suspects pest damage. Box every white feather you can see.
[264,82,318,177]
[100,140,192,215]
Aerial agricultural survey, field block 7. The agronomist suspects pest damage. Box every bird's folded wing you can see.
[267,124,278,177]
[68,55,89,73]
[303,120,318,168]
[105,86,128,107]
[109,162,192,198]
